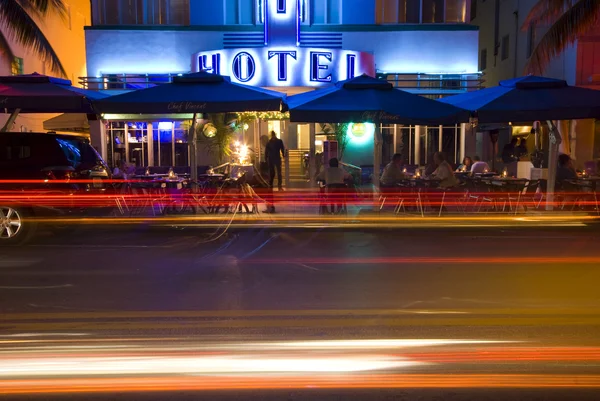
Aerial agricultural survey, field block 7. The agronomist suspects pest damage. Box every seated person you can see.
[556,153,577,189]
[317,157,352,185]
[112,160,124,179]
[380,153,406,186]
[456,156,473,172]
[470,156,490,174]
[430,152,458,188]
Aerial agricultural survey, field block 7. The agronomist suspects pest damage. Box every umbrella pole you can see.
[190,113,198,184]
[373,123,382,206]
[545,120,562,211]
[1,109,21,132]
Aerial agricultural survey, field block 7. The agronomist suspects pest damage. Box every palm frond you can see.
[0,0,67,77]
[196,113,237,163]
[16,0,67,19]
[0,30,16,68]
[522,0,568,30]
[525,0,600,75]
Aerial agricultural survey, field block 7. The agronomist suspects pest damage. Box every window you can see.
[501,34,509,60]
[225,0,255,24]
[480,48,487,71]
[422,0,444,23]
[92,0,189,25]
[381,0,420,23]
[470,0,476,20]
[311,0,341,24]
[11,57,23,76]
[526,23,536,58]
[1,146,31,161]
[445,0,467,23]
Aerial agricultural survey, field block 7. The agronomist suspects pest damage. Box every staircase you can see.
[284,149,309,188]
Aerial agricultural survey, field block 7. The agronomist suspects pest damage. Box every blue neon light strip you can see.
[296,0,301,46]
[264,0,269,45]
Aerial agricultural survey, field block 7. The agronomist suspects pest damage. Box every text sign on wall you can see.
[193,48,375,88]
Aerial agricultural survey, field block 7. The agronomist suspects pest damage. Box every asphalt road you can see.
[1,223,600,400]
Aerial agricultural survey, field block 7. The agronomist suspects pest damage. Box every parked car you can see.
[0,132,111,245]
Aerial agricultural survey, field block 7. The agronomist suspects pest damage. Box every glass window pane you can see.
[101,0,120,24]
[118,0,141,24]
[225,0,239,24]
[168,0,189,24]
[327,0,340,24]
[240,0,254,24]
[445,0,466,23]
[422,0,444,23]
[382,0,398,23]
[398,0,420,23]
[312,0,325,24]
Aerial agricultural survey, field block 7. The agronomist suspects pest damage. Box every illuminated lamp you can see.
[347,123,375,145]
[158,121,173,130]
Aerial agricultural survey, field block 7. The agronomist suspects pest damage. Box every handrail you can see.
[340,162,361,172]
[211,162,230,173]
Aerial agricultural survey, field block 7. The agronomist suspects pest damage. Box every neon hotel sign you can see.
[192,0,375,87]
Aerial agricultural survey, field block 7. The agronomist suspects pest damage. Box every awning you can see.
[43,113,89,132]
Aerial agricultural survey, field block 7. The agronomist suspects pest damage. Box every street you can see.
[1,222,600,399]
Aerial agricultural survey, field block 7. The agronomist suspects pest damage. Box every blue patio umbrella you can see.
[440,75,600,211]
[0,73,109,114]
[288,74,469,125]
[94,72,286,114]
[95,72,286,182]
[288,74,469,188]
[439,75,600,123]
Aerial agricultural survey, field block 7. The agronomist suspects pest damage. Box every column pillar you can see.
[460,123,467,162]
[309,123,316,187]
[284,120,290,188]
[373,123,382,188]
[414,125,422,165]
[147,122,154,166]
[287,122,299,150]
[545,120,563,211]
[89,119,107,162]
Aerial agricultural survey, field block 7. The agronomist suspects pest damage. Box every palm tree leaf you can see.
[0,30,16,68]
[522,0,568,29]
[0,0,67,77]
[15,0,67,20]
[525,0,600,75]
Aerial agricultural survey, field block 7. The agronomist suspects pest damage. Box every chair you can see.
[326,183,348,215]
[513,180,540,214]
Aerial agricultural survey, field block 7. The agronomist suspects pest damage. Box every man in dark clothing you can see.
[502,137,519,164]
[265,131,285,190]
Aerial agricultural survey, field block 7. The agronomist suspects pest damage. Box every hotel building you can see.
[84,0,481,183]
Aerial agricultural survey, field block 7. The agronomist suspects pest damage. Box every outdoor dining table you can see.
[566,176,600,213]
[395,177,443,216]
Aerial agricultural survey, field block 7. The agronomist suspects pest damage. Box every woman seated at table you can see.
[430,152,459,189]
[455,156,473,173]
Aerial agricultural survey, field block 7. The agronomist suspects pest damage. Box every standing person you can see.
[515,138,529,160]
[502,137,519,164]
[265,131,285,191]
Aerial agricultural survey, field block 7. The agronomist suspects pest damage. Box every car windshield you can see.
[56,138,100,167]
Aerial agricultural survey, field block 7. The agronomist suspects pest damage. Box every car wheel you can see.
[0,206,37,246]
